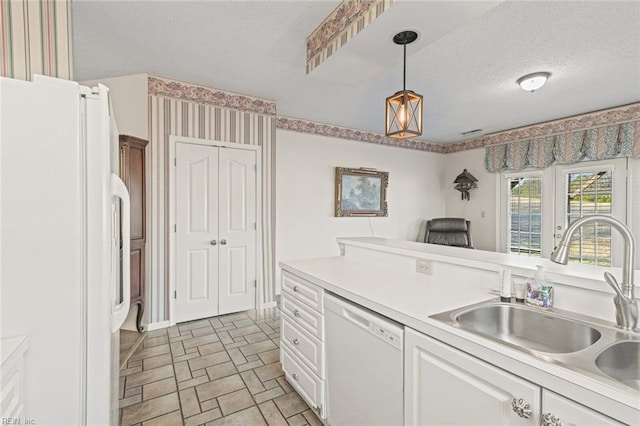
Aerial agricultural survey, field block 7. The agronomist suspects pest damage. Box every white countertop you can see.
[280,254,640,423]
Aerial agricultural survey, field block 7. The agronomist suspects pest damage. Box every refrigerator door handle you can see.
[111,173,131,332]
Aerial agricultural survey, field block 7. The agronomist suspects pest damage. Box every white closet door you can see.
[218,148,257,314]
[175,143,219,322]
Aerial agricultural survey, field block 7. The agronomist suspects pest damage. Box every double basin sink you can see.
[431,301,640,393]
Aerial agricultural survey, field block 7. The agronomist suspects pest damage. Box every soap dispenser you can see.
[526,265,554,309]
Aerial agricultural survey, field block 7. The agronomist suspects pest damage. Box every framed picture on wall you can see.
[335,167,389,217]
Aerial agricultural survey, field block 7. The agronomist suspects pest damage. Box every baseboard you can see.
[147,320,170,331]
[260,301,277,309]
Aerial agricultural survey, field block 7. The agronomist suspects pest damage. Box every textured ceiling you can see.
[72,1,640,144]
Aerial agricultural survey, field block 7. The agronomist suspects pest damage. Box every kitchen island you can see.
[279,237,640,425]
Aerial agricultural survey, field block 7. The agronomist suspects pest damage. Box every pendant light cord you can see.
[403,43,407,91]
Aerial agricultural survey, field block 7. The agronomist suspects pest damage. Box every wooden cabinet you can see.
[541,390,624,426]
[405,328,541,425]
[119,135,148,332]
[280,271,326,419]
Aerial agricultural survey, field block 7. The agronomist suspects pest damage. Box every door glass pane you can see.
[566,171,612,266]
[508,177,542,256]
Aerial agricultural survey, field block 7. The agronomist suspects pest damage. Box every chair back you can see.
[424,218,473,248]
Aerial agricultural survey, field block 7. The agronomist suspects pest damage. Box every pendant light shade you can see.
[386,31,423,139]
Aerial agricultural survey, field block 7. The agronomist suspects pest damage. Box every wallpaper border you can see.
[148,75,276,116]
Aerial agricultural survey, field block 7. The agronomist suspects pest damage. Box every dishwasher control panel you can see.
[369,323,402,349]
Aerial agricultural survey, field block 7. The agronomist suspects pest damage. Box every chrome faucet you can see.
[550,215,638,331]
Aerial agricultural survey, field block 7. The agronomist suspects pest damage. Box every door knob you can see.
[210,240,217,245]
[220,239,227,245]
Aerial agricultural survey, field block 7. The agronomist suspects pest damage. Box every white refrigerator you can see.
[0,75,130,425]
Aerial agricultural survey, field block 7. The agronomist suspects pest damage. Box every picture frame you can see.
[335,167,389,217]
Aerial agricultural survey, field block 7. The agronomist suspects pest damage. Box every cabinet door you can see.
[542,390,624,426]
[405,328,540,425]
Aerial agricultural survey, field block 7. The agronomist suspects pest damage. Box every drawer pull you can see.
[293,285,300,292]
[293,309,301,318]
[292,338,299,345]
[511,398,532,419]
[542,413,563,426]
[292,373,299,381]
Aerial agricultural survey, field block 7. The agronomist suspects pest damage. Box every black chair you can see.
[421,218,474,248]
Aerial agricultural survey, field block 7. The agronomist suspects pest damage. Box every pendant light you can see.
[385,30,423,139]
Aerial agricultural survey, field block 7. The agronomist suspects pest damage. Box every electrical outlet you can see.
[416,259,433,275]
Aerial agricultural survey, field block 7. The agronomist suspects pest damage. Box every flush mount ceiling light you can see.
[517,72,551,92]
[385,30,423,139]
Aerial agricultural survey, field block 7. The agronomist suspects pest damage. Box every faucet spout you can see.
[550,215,637,330]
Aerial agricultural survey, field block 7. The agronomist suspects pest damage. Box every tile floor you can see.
[119,308,322,426]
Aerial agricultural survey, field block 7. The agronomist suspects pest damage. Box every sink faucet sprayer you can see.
[550,215,638,331]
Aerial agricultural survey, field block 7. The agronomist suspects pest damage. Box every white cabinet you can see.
[280,271,325,419]
[541,390,624,426]
[405,328,540,425]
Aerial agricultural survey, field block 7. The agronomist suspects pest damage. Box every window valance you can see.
[485,121,640,173]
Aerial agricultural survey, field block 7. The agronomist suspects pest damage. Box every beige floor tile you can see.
[177,374,210,391]
[217,331,234,345]
[145,335,169,348]
[301,410,322,426]
[186,347,199,354]
[183,333,220,349]
[126,365,174,388]
[253,386,285,404]
[206,361,238,381]
[170,341,186,357]
[195,374,246,402]
[244,332,269,344]
[174,361,192,382]
[142,410,184,426]
[178,319,212,332]
[218,388,255,416]
[169,334,193,343]
[209,318,224,328]
[191,326,215,337]
[120,394,143,408]
[192,368,208,378]
[188,351,231,371]
[254,362,283,382]
[207,406,266,426]
[285,414,306,426]
[131,344,171,362]
[121,393,180,426]
[224,341,248,350]
[121,366,143,377]
[232,318,255,328]
[228,324,262,338]
[143,353,173,371]
[143,377,177,401]
[262,379,279,390]
[236,360,264,372]
[125,386,142,398]
[227,348,247,366]
[239,340,277,357]
[179,387,201,418]
[167,326,180,339]
[200,398,219,412]
[276,377,293,394]
[184,408,222,426]
[198,342,225,355]
[258,400,288,426]
[258,349,280,365]
[245,354,260,362]
[240,370,266,394]
[146,329,168,339]
[172,352,201,363]
[273,392,308,418]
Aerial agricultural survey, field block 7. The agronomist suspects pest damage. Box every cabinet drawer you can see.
[282,272,323,313]
[281,344,325,419]
[281,314,324,378]
[542,390,624,426]
[281,293,324,341]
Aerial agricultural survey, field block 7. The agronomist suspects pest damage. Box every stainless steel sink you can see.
[596,341,640,391]
[455,304,601,353]
[431,300,640,394]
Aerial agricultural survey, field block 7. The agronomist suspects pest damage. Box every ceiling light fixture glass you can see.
[517,72,551,92]
[385,30,423,139]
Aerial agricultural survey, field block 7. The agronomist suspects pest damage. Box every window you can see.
[508,176,542,256]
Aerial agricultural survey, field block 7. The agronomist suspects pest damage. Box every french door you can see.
[175,142,257,323]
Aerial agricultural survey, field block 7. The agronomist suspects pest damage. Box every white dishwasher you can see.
[324,292,404,426]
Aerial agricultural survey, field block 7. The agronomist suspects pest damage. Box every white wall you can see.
[443,148,497,251]
[275,129,445,291]
[81,73,148,140]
